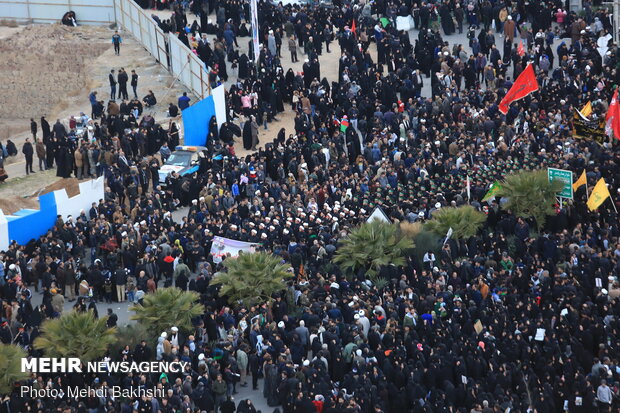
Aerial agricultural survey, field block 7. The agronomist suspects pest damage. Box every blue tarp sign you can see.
[182,96,216,146]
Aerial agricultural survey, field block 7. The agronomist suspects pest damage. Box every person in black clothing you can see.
[61,10,77,26]
[109,69,117,100]
[52,119,66,139]
[5,140,17,157]
[131,70,139,98]
[30,118,37,140]
[22,137,34,175]
[45,136,57,169]
[149,158,160,189]
[0,321,12,344]
[248,351,260,390]
[220,396,236,413]
[143,90,157,107]
[106,308,118,327]
[40,116,50,141]
[118,68,129,100]
[134,339,152,362]
[168,103,179,117]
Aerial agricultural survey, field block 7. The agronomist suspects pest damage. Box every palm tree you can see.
[0,344,29,395]
[411,228,442,271]
[109,324,155,359]
[425,205,486,239]
[131,288,204,336]
[333,220,414,278]
[399,221,424,240]
[211,251,293,306]
[33,310,117,361]
[497,169,563,230]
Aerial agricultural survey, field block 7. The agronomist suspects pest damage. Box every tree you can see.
[411,228,442,272]
[33,310,117,361]
[131,288,204,336]
[425,205,486,239]
[0,344,29,395]
[399,221,424,240]
[497,169,563,230]
[211,252,293,306]
[109,324,155,359]
[333,220,414,278]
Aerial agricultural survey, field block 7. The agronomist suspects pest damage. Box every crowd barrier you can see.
[113,0,169,69]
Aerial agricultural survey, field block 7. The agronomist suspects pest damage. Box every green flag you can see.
[380,17,390,27]
[481,181,502,202]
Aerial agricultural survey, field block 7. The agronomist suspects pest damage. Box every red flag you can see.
[498,63,539,115]
[351,19,357,36]
[605,89,620,139]
[517,40,525,57]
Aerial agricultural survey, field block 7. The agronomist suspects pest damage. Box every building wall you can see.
[0,177,105,251]
[0,0,115,25]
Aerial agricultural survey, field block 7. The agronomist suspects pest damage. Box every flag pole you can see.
[609,196,618,214]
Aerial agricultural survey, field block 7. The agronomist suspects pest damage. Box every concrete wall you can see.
[0,177,105,251]
[0,0,115,25]
[54,176,105,220]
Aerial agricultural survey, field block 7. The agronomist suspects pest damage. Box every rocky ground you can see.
[0,22,189,205]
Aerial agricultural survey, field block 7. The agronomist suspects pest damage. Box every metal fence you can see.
[113,0,211,99]
[168,33,211,99]
[0,0,115,25]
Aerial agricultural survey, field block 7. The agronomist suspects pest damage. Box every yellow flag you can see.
[572,170,587,191]
[587,178,611,211]
[580,101,592,117]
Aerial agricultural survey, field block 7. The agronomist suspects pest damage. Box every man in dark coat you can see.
[52,120,66,140]
[118,68,129,100]
[30,118,37,140]
[22,137,34,175]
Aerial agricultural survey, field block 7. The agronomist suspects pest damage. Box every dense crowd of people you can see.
[1,0,620,412]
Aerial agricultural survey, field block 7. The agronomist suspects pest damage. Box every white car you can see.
[158,146,206,186]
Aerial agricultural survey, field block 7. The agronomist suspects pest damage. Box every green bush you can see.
[333,221,414,279]
[0,344,29,395]
[497,169,563,231]
[425,205,486,239]
[33,310,117,361]
[131,288,204,336]
[211,252,293,306]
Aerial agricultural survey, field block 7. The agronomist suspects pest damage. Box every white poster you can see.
[597,34,612,58]
[535,328,545,341]
[250,0,260,63]
[212,84,227,129]
[210,236,260,263]
[396,16,414,32]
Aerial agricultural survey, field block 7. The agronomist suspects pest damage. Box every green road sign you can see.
[548,168,573,200]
